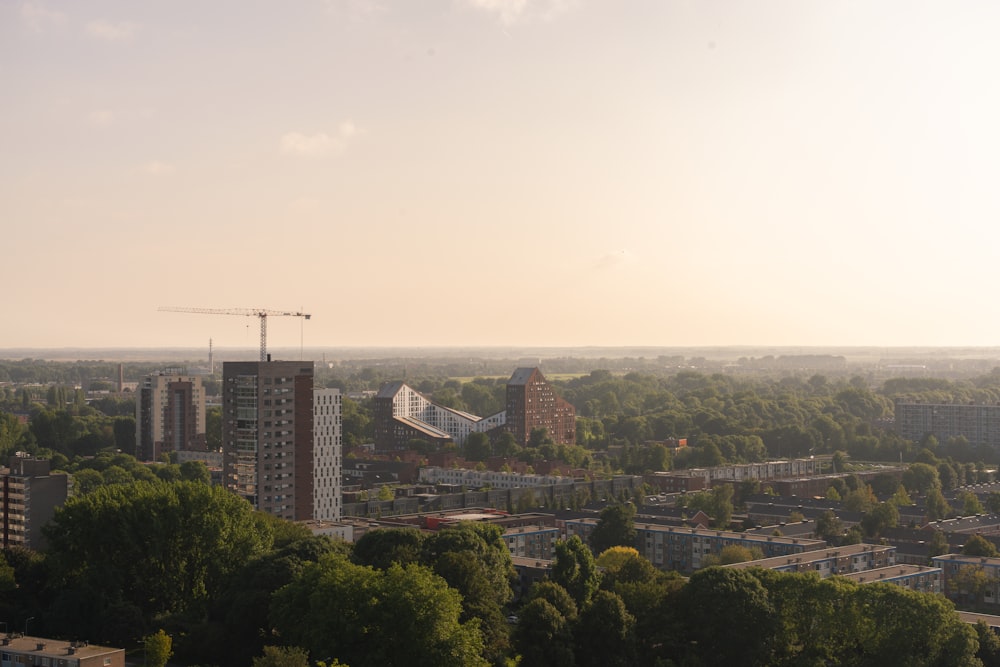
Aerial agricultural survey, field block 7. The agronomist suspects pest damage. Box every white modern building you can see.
[313,388,342,521]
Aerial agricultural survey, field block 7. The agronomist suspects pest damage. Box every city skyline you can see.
[6,1,1000,350]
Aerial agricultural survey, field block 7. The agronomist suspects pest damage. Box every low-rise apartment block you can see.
[839,564,942,594]
[934,554,1000,607]
[503,524,560,560]
[724,543,896,576]
[565,518,827,572]
[0,636,124,667]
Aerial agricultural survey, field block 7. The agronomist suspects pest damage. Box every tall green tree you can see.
[589,503,637,554]
[271,553,487,667]
[44,481,273,642]
[553,536,601,608]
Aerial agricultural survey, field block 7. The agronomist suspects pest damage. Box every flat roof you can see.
[838,564,940,584]
[0,636,122,660]
[723,543,894,570]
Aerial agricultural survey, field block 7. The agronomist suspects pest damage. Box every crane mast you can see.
[159,307,311,362]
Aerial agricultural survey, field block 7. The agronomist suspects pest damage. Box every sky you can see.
[4,0,1000,351]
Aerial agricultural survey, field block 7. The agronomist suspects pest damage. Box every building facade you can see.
[0,636,123,667]
[895,400,1000,447]
[135,373,207,461]
[505,368,576,446]
[373,381,504,451]
[313,388,342,521]
[565,518,826,572]
[222,360,319,521]
[2,456,68,550]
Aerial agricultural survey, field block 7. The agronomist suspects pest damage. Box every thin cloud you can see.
[456,0,576,26]
[594,249,638,270]
[20,2,67,32]
[88,110,115,126]
[280,122,363,157]
[86,19,138,42]
[143,161,175,175]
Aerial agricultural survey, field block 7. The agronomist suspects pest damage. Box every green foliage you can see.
[574,590,635,667]
[553,536,601,608]
[143,630,173,667]
[589,503,637,554]
[271,553,488,667]
[963,534,999,557]
[252,646,309,667]
[421,523,515,662]
[352,527,425,570]
[677,567,779,667]
[960,490,986,516]
[926,487,951,521]
[925,530,950,559]
[512,598,575,667]
[195,535,346,667]
[44,481,273,643]
[861,502,899,539]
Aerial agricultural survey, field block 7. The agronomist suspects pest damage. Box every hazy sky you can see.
[5,0,1000,351]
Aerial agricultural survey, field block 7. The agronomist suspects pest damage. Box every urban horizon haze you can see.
[5,1,998,350]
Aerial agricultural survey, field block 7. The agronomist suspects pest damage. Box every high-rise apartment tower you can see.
[135,373,207,462]
[222,360,340,521]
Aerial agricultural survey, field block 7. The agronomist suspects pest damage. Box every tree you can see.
[928,529,950,558]
[677,567,778,667]
[975,620,1000,667]
[963,534,999,557]
[961,490,985,516]
[421,523,514,663]
[926,487,951,521]
[890,485,913,507]
[589,503,637,554]
[861,502,899,539]
[553,536,600,607]
[352,528,424,570]
[574,590,635,667]
[512,598,575,667]
[902,462,941,495]
[271,554,488,667]
[987,492,1000,515]
[815,510,843,545]
[464,431,491,461]
[179,460,211,484]
[143,630,173,667]
[252,646,309,667]
[44,481,273,643]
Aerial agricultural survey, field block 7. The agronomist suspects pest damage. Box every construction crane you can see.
[159,306,311,362]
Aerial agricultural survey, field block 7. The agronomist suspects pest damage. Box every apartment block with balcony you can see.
[3,456,68,550]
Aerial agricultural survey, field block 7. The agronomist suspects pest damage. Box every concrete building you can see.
[135,373,207,461]
[934,553,1000,607]
[313,388,342,521]
[2,456,68,550]
[565,517,826,572]
[419,466,569,489]
[724,543,896,576]
[839,564,942,593]
[505,367,576,446]
[895,399,1000,447]
[222,360,339,521]
[0,636,123,667]
[503,524,561,560]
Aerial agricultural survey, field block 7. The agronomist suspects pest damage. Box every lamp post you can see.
[24,617,33,637]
